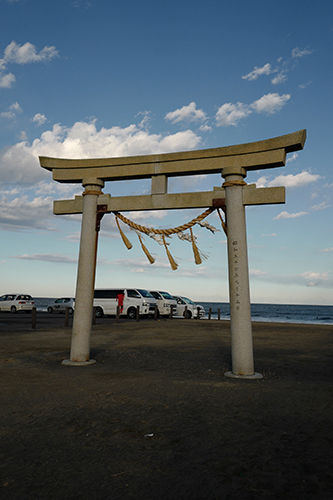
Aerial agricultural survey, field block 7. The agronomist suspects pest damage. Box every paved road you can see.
[0,310,178,331]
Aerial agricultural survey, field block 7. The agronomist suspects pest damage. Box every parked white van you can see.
[93,288,156,319]
[148,290,178,317]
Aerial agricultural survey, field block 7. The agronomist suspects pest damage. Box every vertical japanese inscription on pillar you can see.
[232,240,240,310]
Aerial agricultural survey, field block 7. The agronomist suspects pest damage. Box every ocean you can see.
[199,302,333,325]
[33,298,333,325]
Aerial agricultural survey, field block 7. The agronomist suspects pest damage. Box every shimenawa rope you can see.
[113,207,227,270]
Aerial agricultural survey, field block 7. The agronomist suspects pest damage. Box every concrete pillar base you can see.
[62,359,96,367]
[224,371,263,380]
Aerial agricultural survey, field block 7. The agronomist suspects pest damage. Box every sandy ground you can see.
[1,318,332,499]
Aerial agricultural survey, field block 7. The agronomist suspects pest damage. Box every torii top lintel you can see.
[39,129,306,184]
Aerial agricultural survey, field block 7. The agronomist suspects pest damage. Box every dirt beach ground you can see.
[1,318,332,499]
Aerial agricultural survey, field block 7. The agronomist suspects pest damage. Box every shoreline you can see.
[1,309,333,332]
[27,298,333,327]
[201,316,333,326]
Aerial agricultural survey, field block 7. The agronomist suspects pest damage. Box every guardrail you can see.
[31,307,74,330]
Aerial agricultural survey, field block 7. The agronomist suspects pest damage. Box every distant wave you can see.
[199,302,333,325]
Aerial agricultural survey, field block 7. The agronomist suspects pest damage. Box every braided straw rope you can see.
[113,207,215,236]
[222,180,247,188]
[82,189,104,196]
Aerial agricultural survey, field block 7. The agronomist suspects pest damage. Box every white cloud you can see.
[0,141,46,184]
[298,81,312,89]
[3,41,58,65]
[13,253,78,264]
[113,257,171,270]
[155,129,200,152]
[1,111,15,119]
[242,63,272,81]
[0,41,59,91]
[273,211,308,220]
[286,152,298,163]
[0,194,54,230]
[215,102,252,127]
[199,124,212,132]
[73,0,92,9]
[250,268,267,276]
[243,49,313,89]
[245,269,333,289]
[250,93,290,114]
[64,232,81,242]
[291,47,313,58]
[311,200,331,211]
[274,171,321,187]
[127,210,168,221]
[216,92,290,127]
[271,72,287,85]
[0,118,202,185]
[32,113,47,126]
[0,72,15,88]
[34,180,79,197]
[0,101,23,119]
[255,176,268,188]
[165,102,208,124]
[257,171,321,188]
[0,182,83,234]
[320,247,333,252]
[301,271,328,281]
[303,274,333,288]
[9,102,21,112]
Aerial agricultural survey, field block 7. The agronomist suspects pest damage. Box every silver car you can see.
[0,294,35,313]
[47,297,75,314]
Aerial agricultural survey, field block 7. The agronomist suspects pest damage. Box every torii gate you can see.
[39,129,306,378]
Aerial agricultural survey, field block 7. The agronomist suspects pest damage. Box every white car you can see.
[173,296,205,319]
[47,298,75,314]
[0,294,35,313]
[148,290,178,316]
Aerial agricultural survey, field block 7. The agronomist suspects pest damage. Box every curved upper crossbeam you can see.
[39,130,306,184]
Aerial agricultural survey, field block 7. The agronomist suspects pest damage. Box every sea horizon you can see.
[33,298,333,326]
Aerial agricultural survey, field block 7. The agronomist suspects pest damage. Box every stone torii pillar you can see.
[39,129,306,374]
[62,178,104,366]
[222,167,260,378]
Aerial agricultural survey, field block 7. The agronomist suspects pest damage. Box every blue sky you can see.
[0,0,332,305]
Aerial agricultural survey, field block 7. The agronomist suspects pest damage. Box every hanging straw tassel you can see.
[190,227,202,265]
[115,215,133,249]
[217,209,228,237]
[137,233,155,264]
[162,235,178,270]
